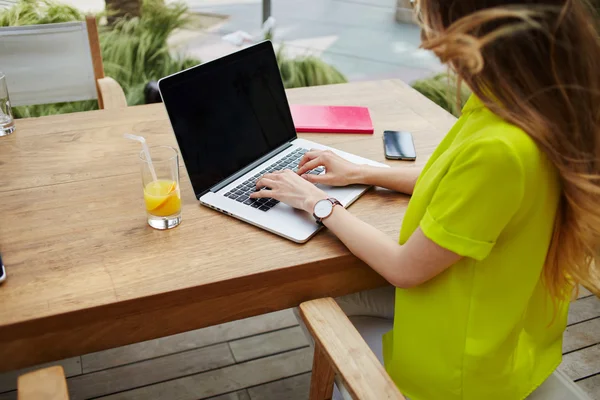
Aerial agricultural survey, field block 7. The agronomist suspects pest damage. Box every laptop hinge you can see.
[199,142,294,199]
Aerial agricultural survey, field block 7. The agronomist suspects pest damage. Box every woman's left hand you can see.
[250,169,328,213]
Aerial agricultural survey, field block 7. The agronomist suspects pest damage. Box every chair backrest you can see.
[0,16,104,107]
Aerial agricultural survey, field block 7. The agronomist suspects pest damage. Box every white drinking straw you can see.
[124,133,158,183]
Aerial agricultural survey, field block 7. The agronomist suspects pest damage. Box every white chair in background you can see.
[0,16,126,110]
[300,297,593,400]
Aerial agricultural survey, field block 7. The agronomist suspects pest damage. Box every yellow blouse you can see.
[383,95,568,399]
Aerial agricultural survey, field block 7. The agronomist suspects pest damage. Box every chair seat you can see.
[348,316,392,365]
[344,316,592,400]
[334,317,396,400]
[527,369,591,400]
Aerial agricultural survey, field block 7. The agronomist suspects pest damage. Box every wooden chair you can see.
[0,16,127,110]
[299,297,593,400]
[300,298,405,400]
[17,366,69,400]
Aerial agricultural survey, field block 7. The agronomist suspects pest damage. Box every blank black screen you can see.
[160,42,297,197]
[384,131,416,159]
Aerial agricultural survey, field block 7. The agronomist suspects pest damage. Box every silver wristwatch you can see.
[313,198,342,226]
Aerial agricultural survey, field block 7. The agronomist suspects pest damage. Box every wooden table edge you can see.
[0,254,386,372]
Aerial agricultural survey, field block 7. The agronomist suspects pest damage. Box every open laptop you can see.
[158,41,387,243]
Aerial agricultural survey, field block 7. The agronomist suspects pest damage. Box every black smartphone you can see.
[383,130,416,160]
[0,253,5,284]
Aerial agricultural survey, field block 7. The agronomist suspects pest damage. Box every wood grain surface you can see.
[0,80,455,372]
[307,343,335,400]
[96,77,127,110]
[84,15,105,110]
[17,366,69,400]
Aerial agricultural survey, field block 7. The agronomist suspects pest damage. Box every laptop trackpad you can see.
[319,184,366,207]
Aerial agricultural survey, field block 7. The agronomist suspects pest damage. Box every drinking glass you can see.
[140,146,181,230]
[0,72,15,137]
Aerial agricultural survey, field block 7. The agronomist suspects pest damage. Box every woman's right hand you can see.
[296,149,363,186]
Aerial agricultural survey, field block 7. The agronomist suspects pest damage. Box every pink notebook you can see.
[290,105,374,134]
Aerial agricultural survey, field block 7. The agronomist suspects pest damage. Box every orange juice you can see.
[144,180,181,217]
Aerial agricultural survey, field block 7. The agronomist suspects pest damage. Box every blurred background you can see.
[0,0,468,119]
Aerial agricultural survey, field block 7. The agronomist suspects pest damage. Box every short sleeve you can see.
[420,137,525,261]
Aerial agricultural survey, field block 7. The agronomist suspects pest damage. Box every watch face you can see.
[314,199,333,219]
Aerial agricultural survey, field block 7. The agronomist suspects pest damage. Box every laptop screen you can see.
[159,42,297,198]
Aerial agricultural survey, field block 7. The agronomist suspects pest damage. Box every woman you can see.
[251,0,600,398]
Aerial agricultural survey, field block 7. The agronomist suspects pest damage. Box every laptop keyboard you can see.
[223,148,325,212]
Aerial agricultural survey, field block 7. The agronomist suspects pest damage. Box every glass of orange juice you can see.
[140,146,181,230]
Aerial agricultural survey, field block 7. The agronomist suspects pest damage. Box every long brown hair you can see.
[416,0,600,299]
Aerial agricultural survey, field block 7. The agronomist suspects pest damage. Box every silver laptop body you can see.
[159,41,386,243]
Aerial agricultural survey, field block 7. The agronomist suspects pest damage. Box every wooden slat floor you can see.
[1,291,599,400]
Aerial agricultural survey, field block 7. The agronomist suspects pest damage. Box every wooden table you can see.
[0,80,455,372]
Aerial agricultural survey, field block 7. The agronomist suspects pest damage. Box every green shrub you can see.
[11,100,98,119]
[1,0,348,118]
[0,0,82,26]
[277,47,347,89]
[411,73,471,117]
[99,0,200,106]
